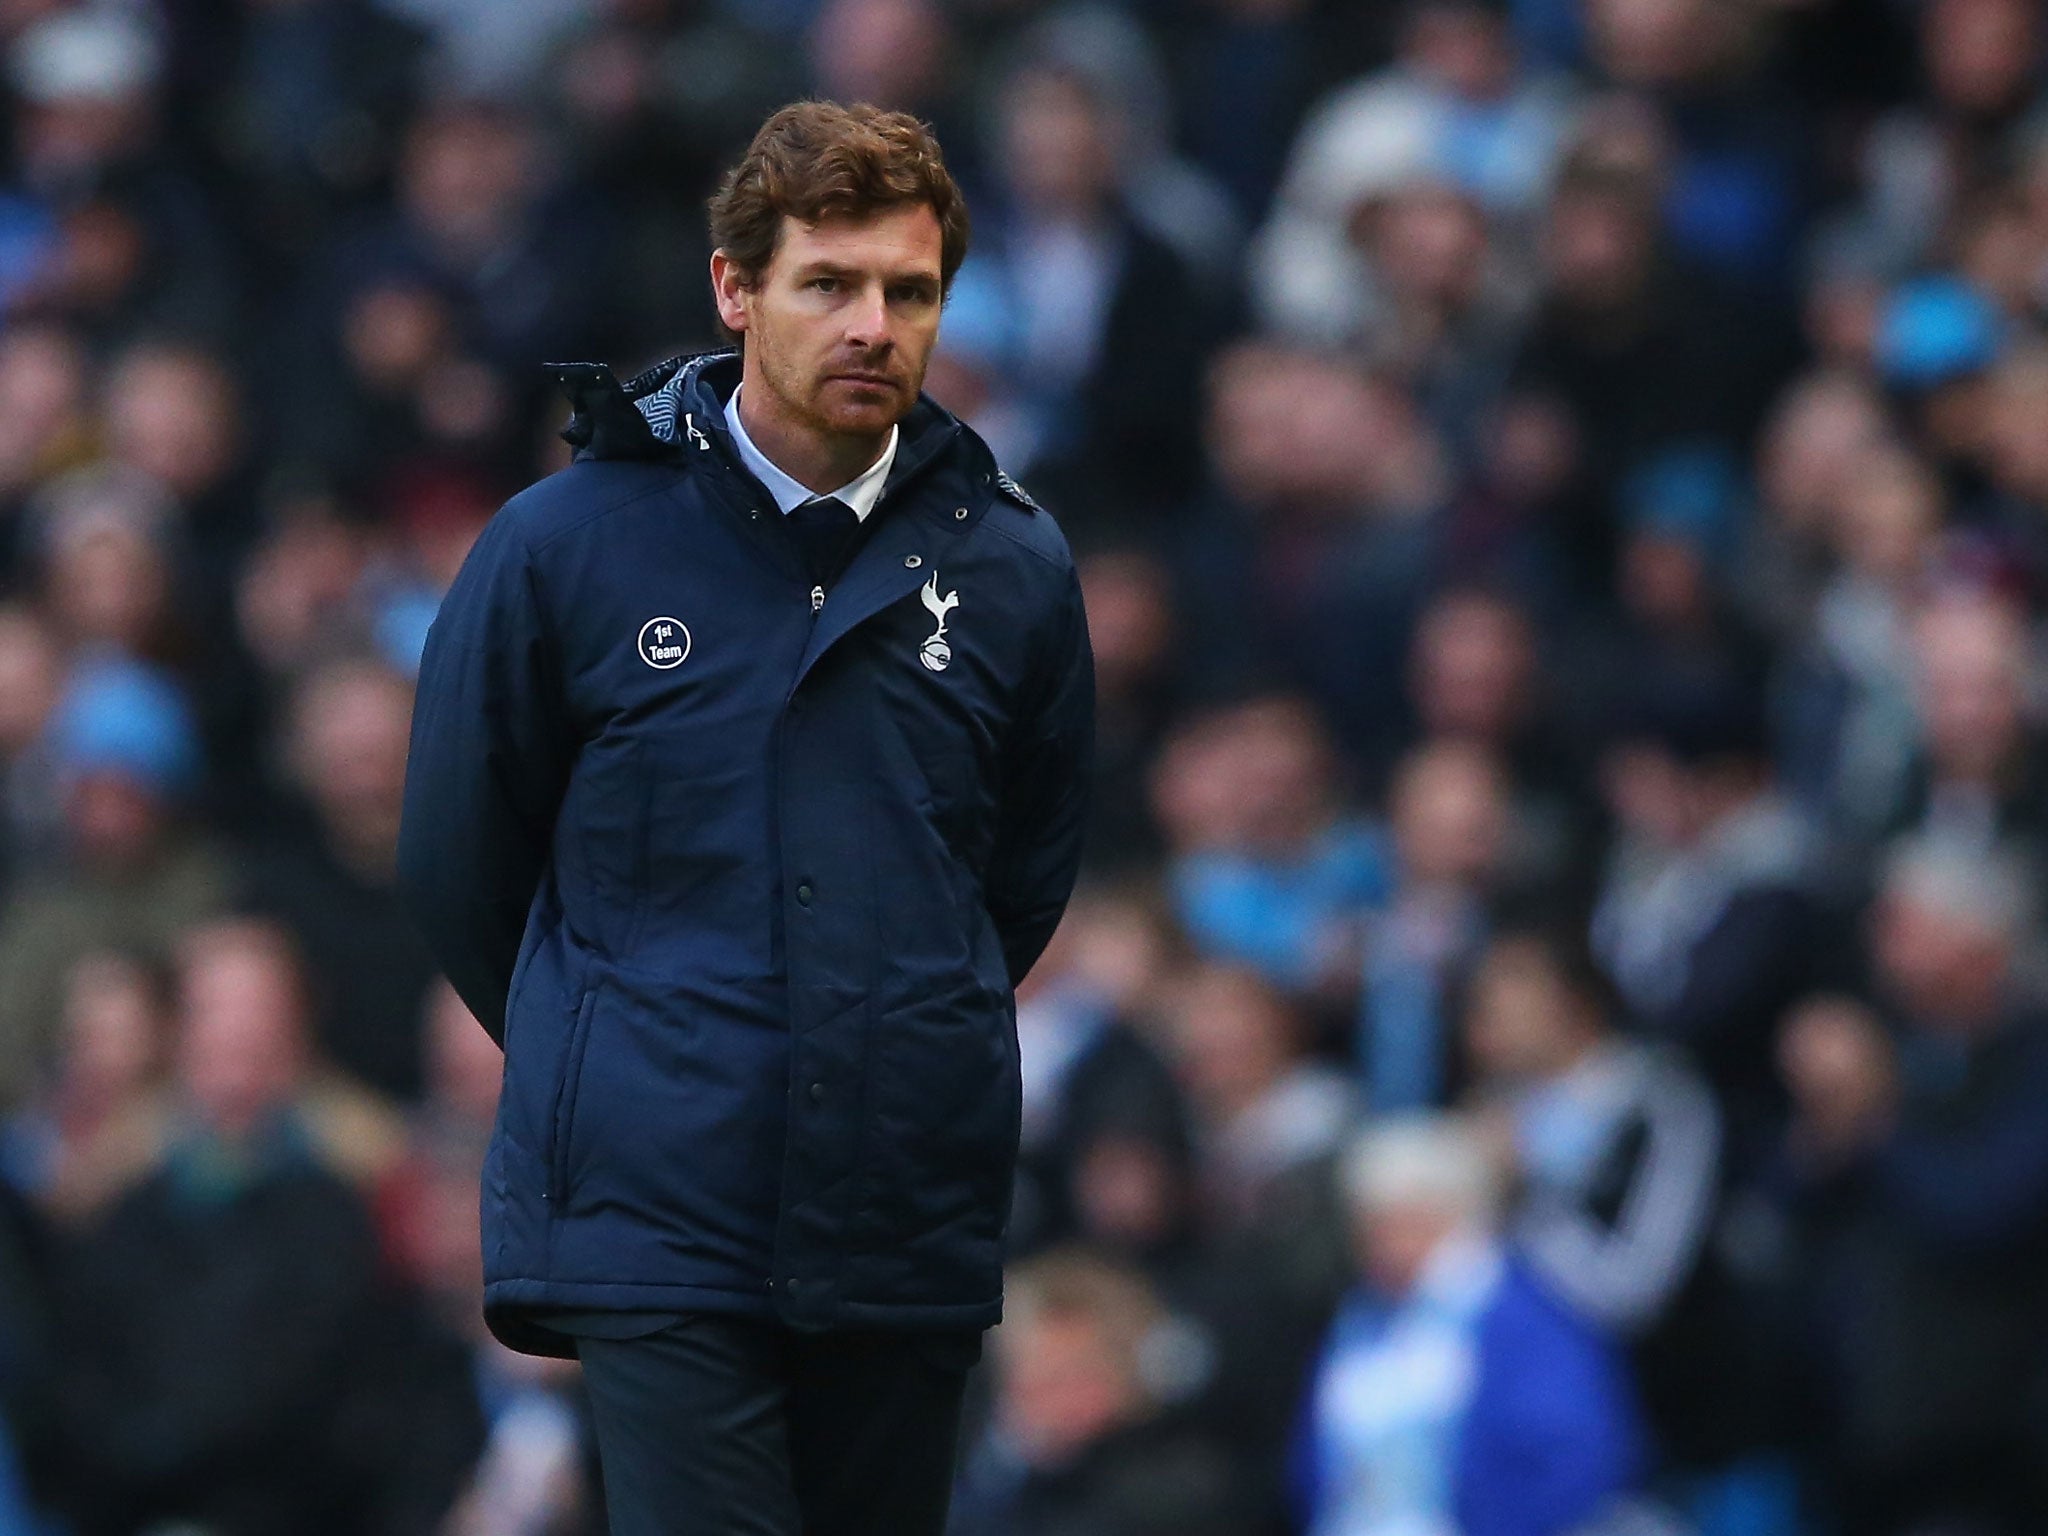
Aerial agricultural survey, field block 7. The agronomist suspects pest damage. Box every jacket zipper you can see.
[811,584,825,613]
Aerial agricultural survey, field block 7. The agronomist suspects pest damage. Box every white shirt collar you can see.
[723,384,897,522]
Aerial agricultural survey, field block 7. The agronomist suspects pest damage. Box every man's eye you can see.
[809,277,840,293]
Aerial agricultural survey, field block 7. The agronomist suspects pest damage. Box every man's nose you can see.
[844,284,892,349]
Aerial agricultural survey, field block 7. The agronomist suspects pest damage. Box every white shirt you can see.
[724,384,897,522]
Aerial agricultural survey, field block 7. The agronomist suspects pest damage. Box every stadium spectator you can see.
[1179,350,1448,754]
[1008,884,1195,1269]
[386,980,592,1536]
[949,1249,1253,1536]
[0,659,227,1108]
[241,655,438,1100]
[0,604,64,887]
[1154,694,1390,1005]
[1589,667,1833,1153]
[970,46,1216,533]
[1459,923,1798,1517]
[1294,1113,1647,1536]
[0,949,171,1226]
[1780,836,2048,1535]
[1252,0,1576,344]
[1356,737,1509,1109]
[42,918,437,1535]
[1075,547,1183,875]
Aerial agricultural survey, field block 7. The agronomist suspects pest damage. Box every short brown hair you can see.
[708,100,971,295]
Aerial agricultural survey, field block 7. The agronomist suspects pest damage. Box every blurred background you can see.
[0,0,2045,1532]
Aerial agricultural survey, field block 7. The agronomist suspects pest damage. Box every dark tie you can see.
[785,495,862,590]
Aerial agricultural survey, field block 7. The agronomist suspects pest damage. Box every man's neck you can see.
[735,376,891,496]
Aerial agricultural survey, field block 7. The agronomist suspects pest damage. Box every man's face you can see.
[715,204,944,442]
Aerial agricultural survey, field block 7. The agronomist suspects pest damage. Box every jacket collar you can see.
[551,348,976,503]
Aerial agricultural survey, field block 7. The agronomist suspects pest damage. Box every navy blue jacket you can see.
[398,350,1093,1355]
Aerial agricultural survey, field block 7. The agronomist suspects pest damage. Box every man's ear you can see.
[710,250,751,335]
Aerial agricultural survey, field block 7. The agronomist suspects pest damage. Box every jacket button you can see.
[809,1082,825,1103]
[786,1278,803,1293]
[795,882,814,906]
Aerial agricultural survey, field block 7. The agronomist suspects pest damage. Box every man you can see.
[948,1249,1254,1536]
[1295,1115,1647,1536]
[1779,835,2048,1534]
[397,102,1094,1536]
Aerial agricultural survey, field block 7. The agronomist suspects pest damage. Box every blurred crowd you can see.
[0,0,2045,1532]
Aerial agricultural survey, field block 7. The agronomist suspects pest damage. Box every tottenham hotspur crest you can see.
[918,571,959,672]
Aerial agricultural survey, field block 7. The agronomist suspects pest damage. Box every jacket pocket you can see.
[547,979,603,1204]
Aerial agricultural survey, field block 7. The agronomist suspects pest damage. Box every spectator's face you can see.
[999,69,1118,216]
[43,506,171,654]
[1955,194,2037,315]
[714,204,944,445]
[236,509,368,675]
[104,350,240,500]
[1166,968,1296,1120]
[1600,741,1689,848]
[400,108,536,247]
[1926,0,2039,118]
[1757,377,1887,537]
[1356,1196,1460,1298]
[1913,597,2025,781]
[1587,0,1718,87]
[1543,188,1655,310]
[1153,699,1333,857]
[291,665,415,856]
[997,1309,1135,1464]
[1618,529,1712,629]
[809,0,948,108]
[1073,1134,1184,1254]
[66,773,164,866]
[1482,393,1580,504]
[1985,356,2048,501]
[1367,186,1489,310]
[342,283,454,394]
[1064,894,1168,1010]
[19,94,151,179]
[0,609,60,757]
[0,324,86,490]
[46,199,146,316]
[1834,447,1939,584]
[1077,551,1171,696]
[59,953,163,1104]
[1874,889,2011,1026]
[1410,593,1534,744]
[1207,346,1400,513]
[176,934,308,1140]
[1389,741,1507,889]
[1463,940,1586,1083]
[1403,4,1516,100]
[1230,700,1338,850]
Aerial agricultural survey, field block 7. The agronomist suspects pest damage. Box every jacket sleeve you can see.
[984,563,1094,988]
[398,507,575,1043]
[1514,1059,1722,1333]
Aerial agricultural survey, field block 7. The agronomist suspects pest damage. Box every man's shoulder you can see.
[974,468,1074,575]
[493,459,695,557]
